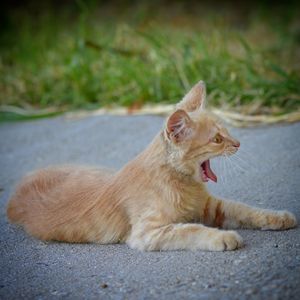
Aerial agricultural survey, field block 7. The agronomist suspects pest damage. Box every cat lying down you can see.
[7,81,297,251]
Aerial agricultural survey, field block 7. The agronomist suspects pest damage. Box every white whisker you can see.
[224,155,237,178]
[221,157,227,185]
[232,153,253,171]
[218,157,225,185]
[226,155,246,174]
[222,156,230,185]
[237,148,261,164]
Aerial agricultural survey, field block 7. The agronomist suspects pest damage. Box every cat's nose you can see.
[233,141,240,148]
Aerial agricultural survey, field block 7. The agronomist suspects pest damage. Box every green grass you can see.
[0,1,300,118]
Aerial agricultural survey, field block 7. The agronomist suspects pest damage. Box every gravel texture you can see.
[0,115,299,300]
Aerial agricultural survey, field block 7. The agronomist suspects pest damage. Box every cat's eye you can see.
[212,134,223,144]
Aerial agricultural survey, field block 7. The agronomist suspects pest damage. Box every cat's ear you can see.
[166,109,194,143]
[176,80,206,112]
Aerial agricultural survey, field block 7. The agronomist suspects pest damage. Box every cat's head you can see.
[164,81,240,183]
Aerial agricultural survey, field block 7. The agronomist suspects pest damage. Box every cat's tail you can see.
[7,165,126,243]
[7,192,25,224]
[7,167,70,224]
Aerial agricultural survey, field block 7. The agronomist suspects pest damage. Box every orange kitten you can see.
[7,81,297,251]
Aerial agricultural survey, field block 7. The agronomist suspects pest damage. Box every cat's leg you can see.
[126,221,243,251]
[201,196,297,230]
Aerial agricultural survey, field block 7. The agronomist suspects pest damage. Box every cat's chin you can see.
[199,160,217,183]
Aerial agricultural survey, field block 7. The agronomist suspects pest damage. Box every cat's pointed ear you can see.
[166,109,194,143]
[176,80,206,112]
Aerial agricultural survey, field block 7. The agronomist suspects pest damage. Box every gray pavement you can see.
[0,114,299,300]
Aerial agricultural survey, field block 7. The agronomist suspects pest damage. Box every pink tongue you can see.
[203,160,217,183]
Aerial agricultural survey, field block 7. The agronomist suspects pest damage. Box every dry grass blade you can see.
[0,105,62,121]
[211,109,300,127]
[65,104,300,127]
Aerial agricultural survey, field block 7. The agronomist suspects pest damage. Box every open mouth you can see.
[200,160,217,183]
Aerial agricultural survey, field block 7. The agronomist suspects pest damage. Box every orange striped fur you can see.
[7,81,297,251]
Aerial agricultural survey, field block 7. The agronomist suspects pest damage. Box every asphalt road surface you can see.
[0,114,299,300]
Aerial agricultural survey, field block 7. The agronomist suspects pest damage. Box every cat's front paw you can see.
[262,211,297,230]
[209,230,243,251]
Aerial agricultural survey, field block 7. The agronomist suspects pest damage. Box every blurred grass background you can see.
[0,0,299,120]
